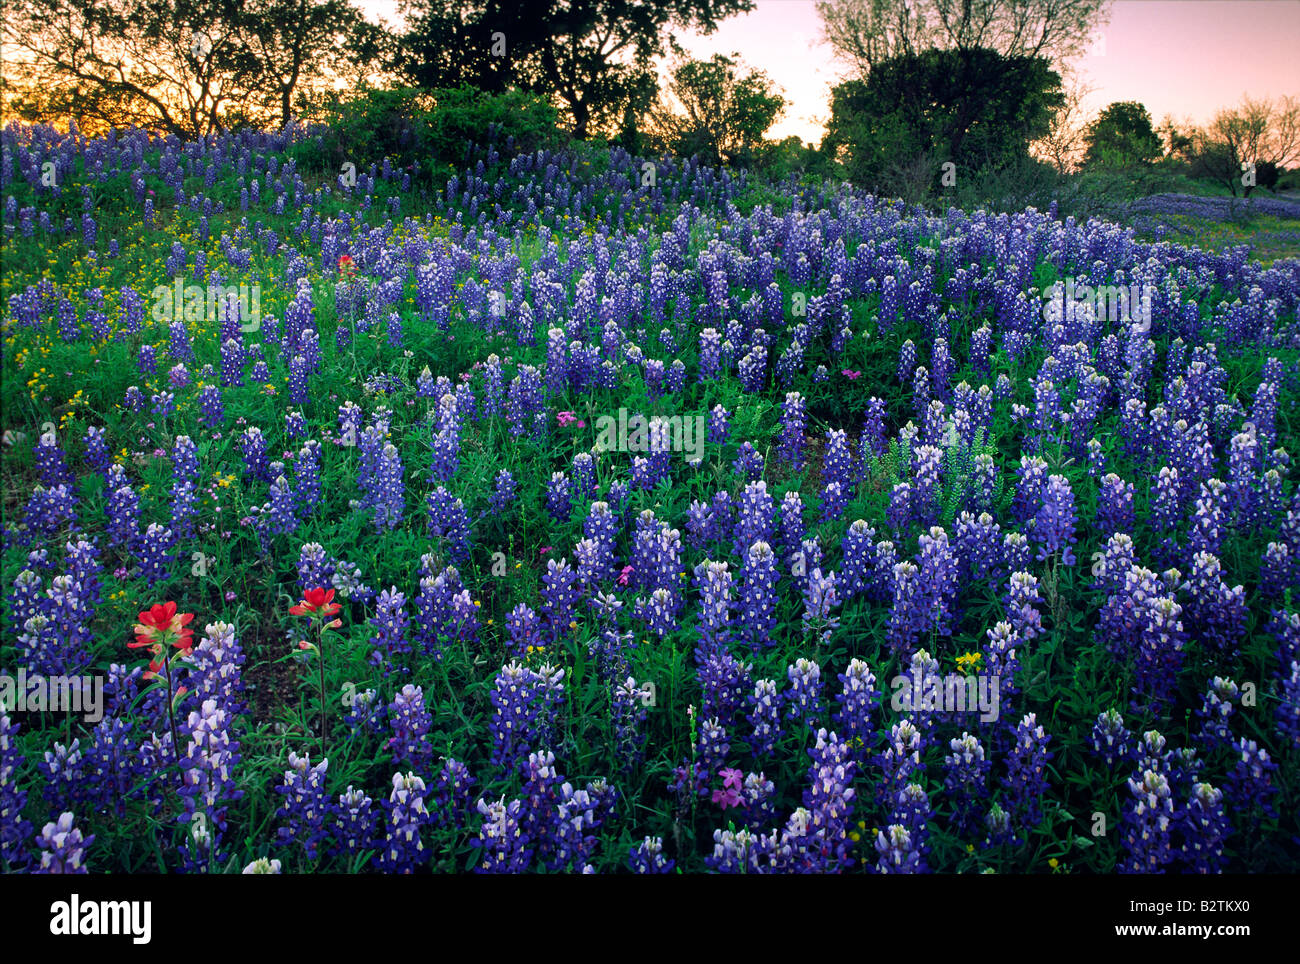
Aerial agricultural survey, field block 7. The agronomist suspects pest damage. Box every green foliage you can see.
[398,0,755,138]
[647,54,785,168]
[824,47,1063,196]
[1083,102,1163,169]
[302,83,561,172]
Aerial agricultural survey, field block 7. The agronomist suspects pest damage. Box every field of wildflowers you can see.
[1,121,1297,875]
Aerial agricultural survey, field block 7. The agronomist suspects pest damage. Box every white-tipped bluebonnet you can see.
[785,658,823,725]
[1119,769,1175,873]
[943,732,990,837]
[1002,713,1053,832]
[378,772,432,873]
[33,811,93,874]
[1179,782,1229,874]
[387,684,435,776]
[629,836,675,873]
[275,752,331,860]
[746,678,784,759]
[1090,709,1131,768]
[1225,737,1279,819]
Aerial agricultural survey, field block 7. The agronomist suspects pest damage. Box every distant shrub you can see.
[299,84,560,174]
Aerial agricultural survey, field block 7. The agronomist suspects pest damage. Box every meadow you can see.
[1,121,1297,874]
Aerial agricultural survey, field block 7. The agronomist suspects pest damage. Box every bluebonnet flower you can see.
[378,772,432,873]
[833,659,879,761]
[734,481,777,561]
[197,384,224,426]
[276,752,331,860]
[1031,474,1077,564]
[943,733,990,837]
[887,561,926,657]
[1179,782,1229,874]
[796,729,858,872]
[82,425,110,478]
[696,645,751,730]
[367,588,412,675]
[1132,595,1187,711]
[916,526,959,637]
[839,520,876,599]
[371,442,405,531]
[490,469,517,515]
[786,658,823,725]
[911,444,943,526]
[429,758,476,831]
[1012,455,1048,525]
[733,441,764,482]
[1097,473,1135,536]
[488,661,556,776]
[629,836,675,873]
[875,719,925,810]
[1278,659,1300,748]
[34,431,73,488]
[184,620,247,715]
[1194,677,1239,753]
[802,568,841,644]
[425,487,471,565]
[887,482,912,539]
[541,557,580,640]
[1002,531,1032,577]
[705,826,777,873]
[473,795,532,873]
[1225,737,1278,819]
[1002,713,1053,832]
[1260,541,1293,599]
[177,698,243,873]
[38,740,84,817]
[136,523,176,586]
[612,677,651,771]
[740,541,778,650]
[874,824,922,874]
[33,812,93,874]
[387,685,435,776]
[1091,709,1132,769]
[746,678,784,758]
[954,511,1002,586]
[1004,571,1044,642]
[505,602,544,657]
[693,559,735,648]
[778,392,807,471]
[1119,768,1176,873]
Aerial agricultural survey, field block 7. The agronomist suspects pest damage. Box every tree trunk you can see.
[572,97,589,140]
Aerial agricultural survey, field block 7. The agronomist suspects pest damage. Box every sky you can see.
[359,0,1300,145]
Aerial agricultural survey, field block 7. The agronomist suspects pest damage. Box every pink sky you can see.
[360,0,1300,144]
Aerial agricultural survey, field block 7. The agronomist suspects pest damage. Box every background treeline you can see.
[2,0,1297,214]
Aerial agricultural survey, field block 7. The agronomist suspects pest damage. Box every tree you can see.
[1,0,383,137]
[816,0,1111,72]
[1031,70,1094,173]
[242,0,390,129]
[396,0,551,94]
[1188,96,1300,196]
[1082,101,1162,168]
[398,0,755,139]
[823,46,1062,190]
[647,54,784,166]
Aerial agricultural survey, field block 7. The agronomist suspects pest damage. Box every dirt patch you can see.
[243,645,306,725]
